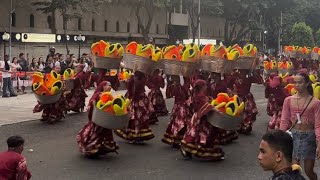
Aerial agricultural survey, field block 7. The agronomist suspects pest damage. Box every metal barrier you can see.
[0,71,33,89]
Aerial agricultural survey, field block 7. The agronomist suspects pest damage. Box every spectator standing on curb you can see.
[44,57,54,74]
[18,53,29,94]
[0,136,31,180]
[258,130,305,180]
[55,54,62,68]
[0,55,17,98]
[11,57,22,92]
[29,57,39,71]
[38,57,45,72]
[46,47,55,62]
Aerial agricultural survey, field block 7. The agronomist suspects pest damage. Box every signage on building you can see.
[56,34,87,43]
[0,32,22,43]
[21,33,56,43]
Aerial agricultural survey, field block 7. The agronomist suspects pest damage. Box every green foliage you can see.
[315,29,320,46]
[291,22,314,46]
[32,0,109,54]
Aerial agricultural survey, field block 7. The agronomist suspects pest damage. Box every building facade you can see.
[0,0,227,60]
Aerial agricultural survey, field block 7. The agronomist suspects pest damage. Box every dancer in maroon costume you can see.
[146,70,167,124]
[95,69,120,91]
[230,70,258,134]
[180,80,224,161]
[77,81,119,157]
[162,75,192,148]
[33,66,68,123]
[265,73,287,130]
[66,65,88,113]
[114,71,155,144]
[207,72,238,144]
[146,69,169,117]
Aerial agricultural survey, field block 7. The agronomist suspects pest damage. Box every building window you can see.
[12,12,16,27]
[116,21,120,32]
[92,19,95,31]
[47,16,52,29]
[104,20,108,32]
[30,14,35,27]
[138,24,140,33]
[78,18,82,30]
[156,24,159,34]
[127,22,130,32]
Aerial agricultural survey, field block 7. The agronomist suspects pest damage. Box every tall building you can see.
[0,0,226,59]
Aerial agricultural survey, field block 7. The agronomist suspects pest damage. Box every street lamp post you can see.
[9,0,15,62]
[77,34,82,59]
[198,0,201,46]
[2,32,10,57]
[262,30,267,52]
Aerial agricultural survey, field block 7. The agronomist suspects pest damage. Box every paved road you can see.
[0,85,318,180]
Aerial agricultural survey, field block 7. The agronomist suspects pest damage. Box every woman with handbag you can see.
[280,72,320,180]
[10,57,22,92]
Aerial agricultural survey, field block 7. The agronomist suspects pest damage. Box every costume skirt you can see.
[162,102,192,146]
[114,94,155,142]
[77,121,119,156]
[238,93,258,134]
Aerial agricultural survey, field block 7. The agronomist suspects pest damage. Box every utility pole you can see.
[9,0,14,61]
[278,11,283,56]
[198,0,201,46]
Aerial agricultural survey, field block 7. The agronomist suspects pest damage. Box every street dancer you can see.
[65,64,88,113]
[207,72,238,144]
[230,69,258,134]
[180,80,224,161]
[33,66,68,123]
[146,69,168,124]
[115,71,155,144]
[265,73,287,130]
[162,75,192,148]
[77,81,119,157]
[95,68,120,91]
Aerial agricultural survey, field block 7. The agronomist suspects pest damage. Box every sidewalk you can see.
[0,89,128,126]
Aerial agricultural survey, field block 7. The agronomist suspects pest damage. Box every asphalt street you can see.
[0,85,319,180]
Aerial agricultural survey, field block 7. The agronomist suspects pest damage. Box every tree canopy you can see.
[290,22,314,46]
[30,0,320,50]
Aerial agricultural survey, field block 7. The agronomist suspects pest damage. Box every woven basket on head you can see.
[92,104,129,129]
[122,53,157,75]
[233,57,256,70]
[200,56,233,73]
[207,110,242,131]
[33,91,62,105]
[160,59,197,77]
[94,56,121,69]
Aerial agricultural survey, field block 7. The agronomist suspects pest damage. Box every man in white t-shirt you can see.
[0,55,17,97]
